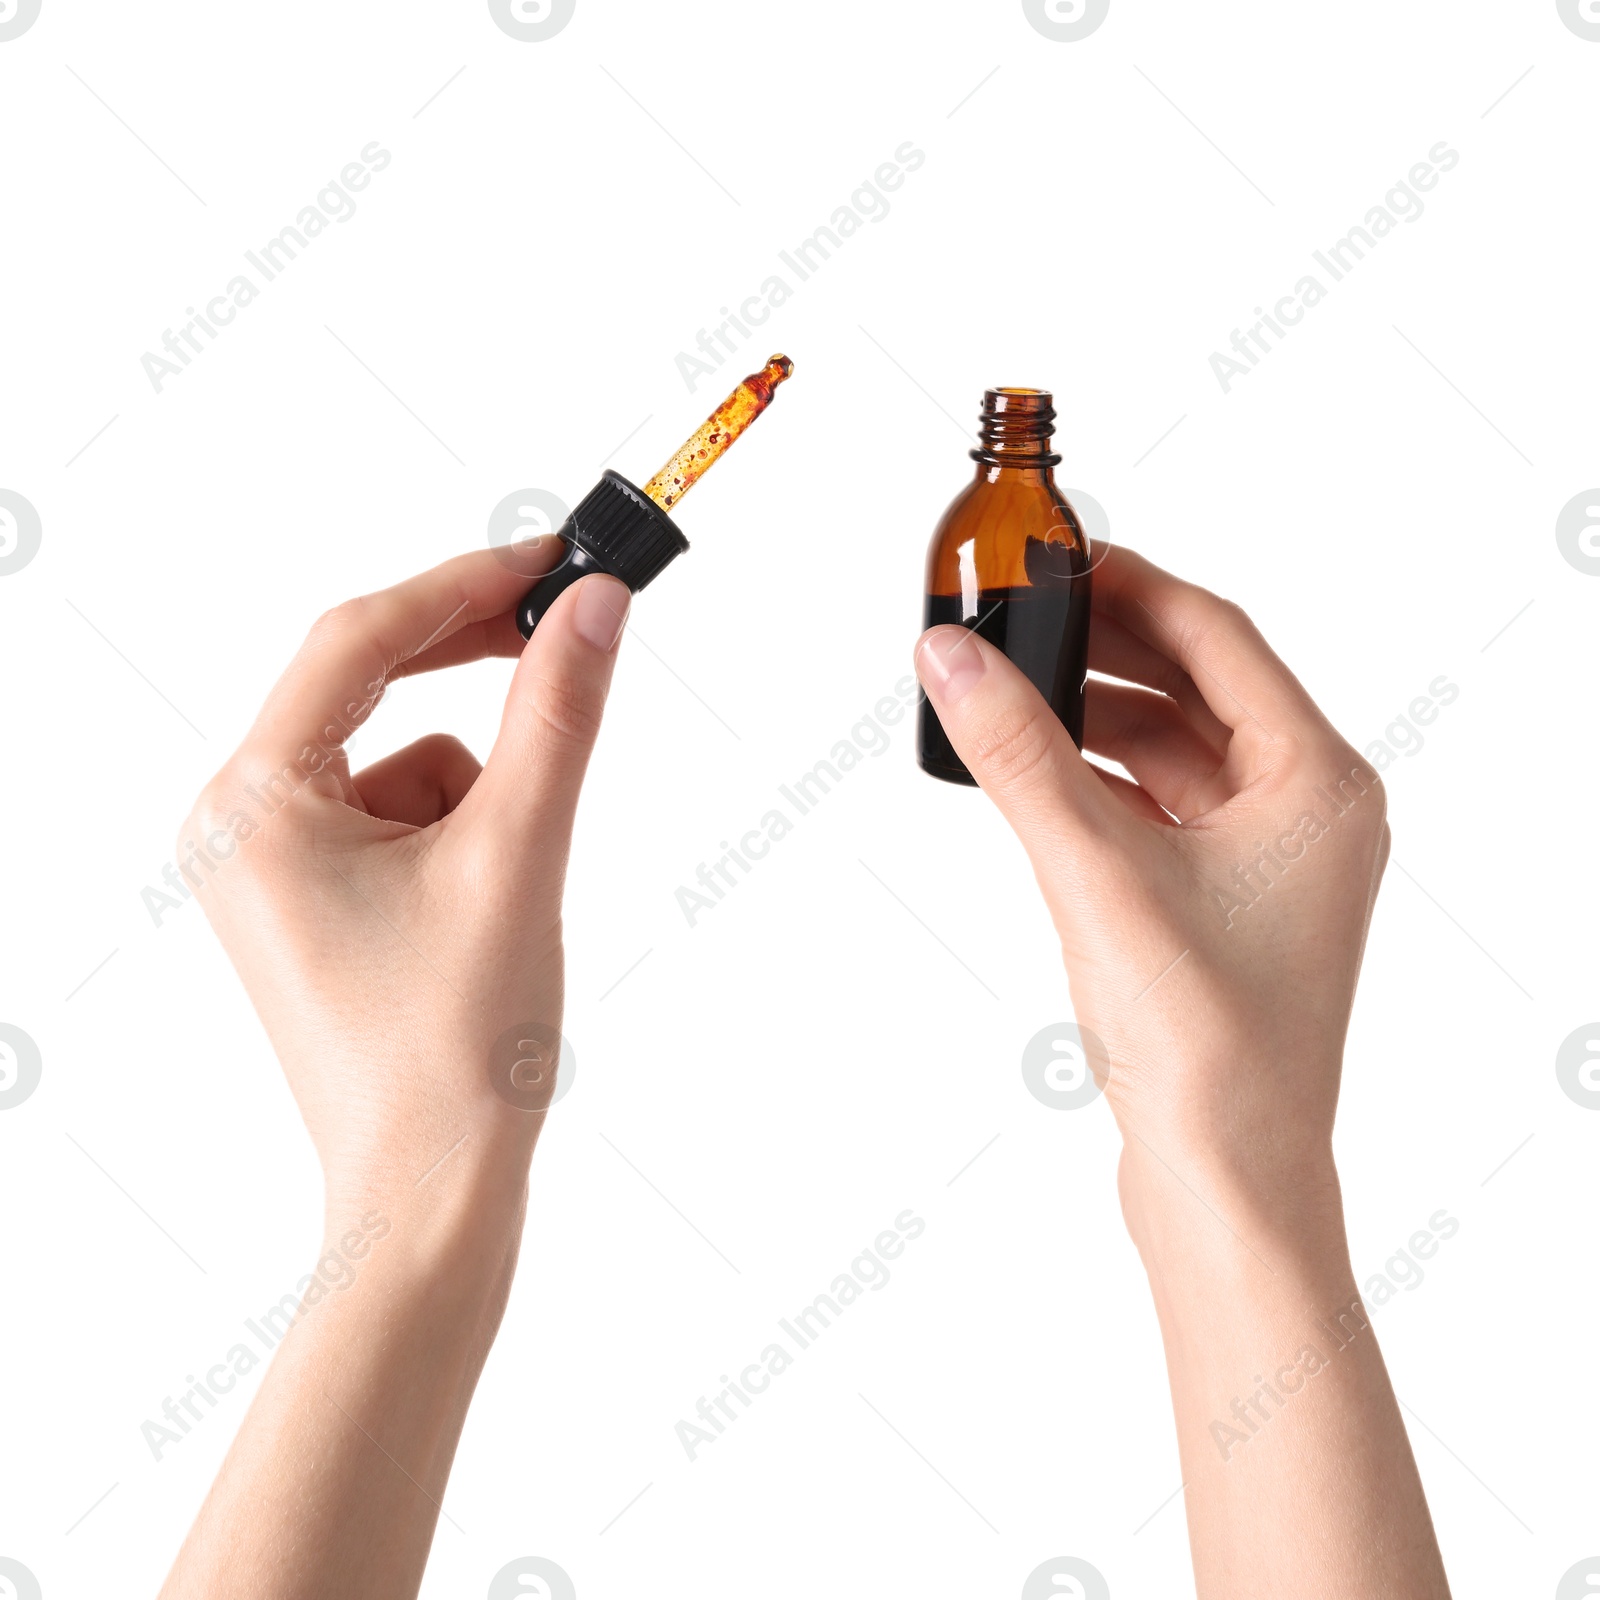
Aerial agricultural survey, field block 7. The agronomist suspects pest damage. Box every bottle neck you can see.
[969,387,1061,470]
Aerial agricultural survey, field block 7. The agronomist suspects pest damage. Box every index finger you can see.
[241,549,543,768]
[1091,547,1329,753]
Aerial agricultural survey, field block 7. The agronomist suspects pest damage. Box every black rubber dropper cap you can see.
[515,470,689,639]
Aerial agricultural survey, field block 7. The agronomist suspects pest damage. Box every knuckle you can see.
[526,673,606,747]
[1185,591,1252,652]
[413,732,481,796]
[183,774,238,844]
[175,775,259,888]
[1293,734,1389,835]
[1362,760,1390,826]
[307,595,369,647]
[1293,728,1358,778]
[1332,737,1379,795]
[1171,569,1221,608]
[969,701,1058,791]
[1185,593,1251,656]
[415,731,473,765]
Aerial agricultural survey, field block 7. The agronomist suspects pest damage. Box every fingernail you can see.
[573,575,630,651]
[916,625,987,702]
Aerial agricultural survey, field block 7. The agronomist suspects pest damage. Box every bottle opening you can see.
[974,386,1060,465]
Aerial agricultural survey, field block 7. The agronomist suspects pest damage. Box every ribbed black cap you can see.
[563,470,689,591]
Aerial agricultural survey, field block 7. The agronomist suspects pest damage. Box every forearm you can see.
[1121,1142,1450,1600]
[160,1171,526,1600]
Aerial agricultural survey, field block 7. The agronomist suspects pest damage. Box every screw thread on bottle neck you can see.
[971,387,1061,468]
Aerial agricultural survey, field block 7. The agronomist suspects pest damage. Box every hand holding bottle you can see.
[914,545,1451,1600]
[916,543,1388,1219]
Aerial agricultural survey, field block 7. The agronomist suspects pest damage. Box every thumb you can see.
[461,573,629,858]
[915,624,1120,863]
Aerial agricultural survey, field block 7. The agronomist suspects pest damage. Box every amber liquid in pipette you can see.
[643,355,794,511]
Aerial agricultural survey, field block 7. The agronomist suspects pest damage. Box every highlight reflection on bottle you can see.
[918,387,1092,786]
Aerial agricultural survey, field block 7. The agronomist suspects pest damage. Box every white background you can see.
[2,2,1596,1595]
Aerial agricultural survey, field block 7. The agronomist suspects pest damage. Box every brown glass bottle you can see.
[918,388,1092,785]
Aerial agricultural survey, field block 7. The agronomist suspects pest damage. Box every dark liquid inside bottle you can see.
[920,549,1089,784]
[917,389,1092,786]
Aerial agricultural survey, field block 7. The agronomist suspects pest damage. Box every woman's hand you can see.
[915,545,1449,1600]
[915,544,1388,1233]
[162,550,629,1600]
[185,550,628,1233]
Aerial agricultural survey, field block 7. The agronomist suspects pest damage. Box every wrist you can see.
[320,1132,534,1314]
[1116,1125,1348,1278]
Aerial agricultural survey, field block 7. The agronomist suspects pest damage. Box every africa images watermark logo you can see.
[139,659,397,928]
[0,1559,42,1600]
[1022,0,1110,42]
[0,1023,43,1111]
[1557,0,1600,41]
[1208,1208,1460,1462]
[0,489,42,576]
[0,0,42,41]
[1209,759,1379,930]
[674,1210,926,1461]
[488,1556,576,1598]
[486,1022,577,1112]
[673,673,922,927]
[1556,489,1600,574]
[1021,1021,1109,1110]
[672,142,926,392]
[1556,1022,1600,1109]
[1558,1558,1600,1598]
[1022,1558,1110,1599]
[140,143,393,394]
[1209,143,1460,394]
[488,487,571,576]
[488,0,575,42]
[140,1212,391,1461]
